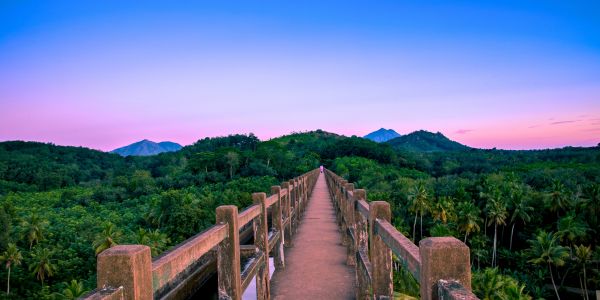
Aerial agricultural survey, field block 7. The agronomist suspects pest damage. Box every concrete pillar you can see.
[369,201,393,299]
[271,186,285,270]
[216,205,242,300]
[97,245,152,300]
[419,237,471,300]
[253,193,270,300]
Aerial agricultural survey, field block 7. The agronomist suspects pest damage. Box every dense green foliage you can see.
[331,143,600,299]
[0,130,598,299]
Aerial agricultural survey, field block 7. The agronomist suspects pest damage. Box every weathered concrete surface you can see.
[97,245,152,300]
[419,237,472,300]
[270,173,355,299]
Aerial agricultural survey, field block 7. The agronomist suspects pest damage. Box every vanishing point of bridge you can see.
[82,169,477,300]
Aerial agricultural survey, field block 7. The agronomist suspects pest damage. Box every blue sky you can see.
[1,1,599,150]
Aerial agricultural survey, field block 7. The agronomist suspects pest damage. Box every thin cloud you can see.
[455,129,474,134]
[550,120,581,125]
[528,124,540,128]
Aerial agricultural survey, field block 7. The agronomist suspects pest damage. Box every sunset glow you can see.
[1,1,599,150]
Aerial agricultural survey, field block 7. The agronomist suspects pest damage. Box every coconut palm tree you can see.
[0,243,22,295]
[147,229,169,256]
[509,197,533,251]
[582,183,600,227]
[485,189,507,267]
[432,196,455,224]
[21,213,48,249]
[408,182,429,242]
[545,180,570,217]
[93,222,122,255]
[528,230,569,300]
[574,245,591,300]
[557,214,588,248]
[57,279,88,299]
[29,247,56,287]
[456,201,481,244]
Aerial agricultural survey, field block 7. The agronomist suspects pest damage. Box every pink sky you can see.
[1,2,599,151]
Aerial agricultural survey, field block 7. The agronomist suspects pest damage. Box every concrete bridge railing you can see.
[82,169,320,300]
[324,169,479,300]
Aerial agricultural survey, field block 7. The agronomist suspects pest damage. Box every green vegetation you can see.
[331,139,600,300]
[0,130,598,299]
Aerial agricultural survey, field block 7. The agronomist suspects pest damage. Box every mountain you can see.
[363,128,401,143]
[385,130,470,152]
[111,139,182,156]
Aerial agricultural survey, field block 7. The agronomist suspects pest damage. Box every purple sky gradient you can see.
[1,1,599,151]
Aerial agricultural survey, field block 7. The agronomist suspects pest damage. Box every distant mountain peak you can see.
[363,128,401,143]
[386,130,469,152]
[111,140,182,156]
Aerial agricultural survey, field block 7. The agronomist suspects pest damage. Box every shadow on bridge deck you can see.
[269,173,355,299]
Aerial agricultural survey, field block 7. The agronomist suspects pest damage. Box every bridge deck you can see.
[270,173,355,299]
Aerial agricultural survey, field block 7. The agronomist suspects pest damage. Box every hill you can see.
[385,130,469,152]
[111,139,182,156]
[363,128,401,143]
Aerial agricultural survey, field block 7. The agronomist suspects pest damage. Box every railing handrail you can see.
[324,168,478,300]
[82,169,320,300]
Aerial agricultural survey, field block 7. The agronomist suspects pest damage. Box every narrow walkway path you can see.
[270,173,355,299]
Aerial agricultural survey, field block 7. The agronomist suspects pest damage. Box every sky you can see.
[1,1,599,151]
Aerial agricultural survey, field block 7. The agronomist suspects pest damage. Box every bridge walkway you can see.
[270,172,355,299]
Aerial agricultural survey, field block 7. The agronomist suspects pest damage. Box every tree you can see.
[509,196,533,251]
[21,213,48,249]
[57,279,88,299]
[225,151,240,179]
[574,245,591,300]
[545,180,570,217]
[484,188,507,268]
[29,247,57,287]
[528,231,569,300]
[136,228,170,257]
[0,243,22,295]
[472,267,532,300]
[431,196,455,224]
[407,182,429,241]
[582,183,600,227]
[189,152,216,173]
[93,222,122,255]
[456,201,481,244]
[0,207,11,251]
[557,214,588,247]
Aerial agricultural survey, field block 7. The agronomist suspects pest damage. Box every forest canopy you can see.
[0,130,598,299]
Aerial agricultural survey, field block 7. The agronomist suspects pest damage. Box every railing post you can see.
[340,181,349,247]
[339,180,347,228]
[253,193,270,300]
[302,177,307,214]
[282,182,292,247]
[216,205,242,300]
[97,245,152,300]
[289,179,297,233]
[345,183,355,266]
[369,201,393,299]
[354,189,370,300]
[297,177,303,218]
[271,186,285,270]
[419,237,472,300]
